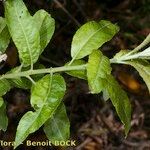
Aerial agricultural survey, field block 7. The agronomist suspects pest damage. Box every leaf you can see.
[0,98,8,131]
[15,74,66,148]
[127,60,150,93]
[31,74,66,109]
[71,20,119,60]
[105,75,131,135]
[44,103,70,144]
[65,60,87,80]
[5,0,41,67]
[0,79,11,96]
[14,106,53,148]
[87,50,112,93]
[0,17,10,53]
[33,9,55,53]
[0,97,3,107]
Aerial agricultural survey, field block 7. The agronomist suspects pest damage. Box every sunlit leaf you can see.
[71,20,119,60]
[5,0,41,66]
[33,9,55,53]
[87,50,111,93]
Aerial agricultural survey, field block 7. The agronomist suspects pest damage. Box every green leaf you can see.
[44,103,70,144]
[65,60,87,80]
[5,0,41,67]
[87,50,112,93]
[31,74,66,109]
[33,9,55,53]
[0,97,3,107]
[0,79,11,96]
[71,20,119,60]
[105,75,131,135]
[127,60,150,93]
[14,74,66,148]
[0,98,8,131]
[0,17,10,53]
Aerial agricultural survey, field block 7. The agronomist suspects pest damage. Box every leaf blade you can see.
[0,17,10,53]
[0,98,8,131]
[33,9,55,53]
[105,75,131,135]
[87,50,112,93]
[71,20,119,60]
[44,103,70,143]
[5,0,41,66]
[0,79,11,96]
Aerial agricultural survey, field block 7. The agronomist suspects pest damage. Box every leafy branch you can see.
[0,0,149,149]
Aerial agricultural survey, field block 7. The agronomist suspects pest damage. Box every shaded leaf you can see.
[71,20,119,60]
[5,0,40,66]
[0,79,11,96]
[87,50,112,93]
[44,103,70,144]
[0,98,8,131]
[65,60,87,80]
[0,17,10,53]
[33,9,55,53]
[105,75,131,135]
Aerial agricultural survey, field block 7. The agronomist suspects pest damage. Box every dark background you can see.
[0,0,150,149]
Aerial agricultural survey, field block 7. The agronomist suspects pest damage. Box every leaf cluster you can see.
[0,0,149,149]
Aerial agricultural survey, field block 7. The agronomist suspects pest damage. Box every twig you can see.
[73,0,87,20]
[53,0,81,27]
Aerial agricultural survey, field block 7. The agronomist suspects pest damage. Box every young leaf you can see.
[15,74,66,148]
[71,20,119,60]
[44,103,70,144]
[0,79,11,96]
[33,9,55,53]
[0,17,10,53]
[5,0,41,67]
[87,50,112,93]
[65,60,87,80]
[127,60,150,93]
[105,75,131,135]
[0,98,8,131]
